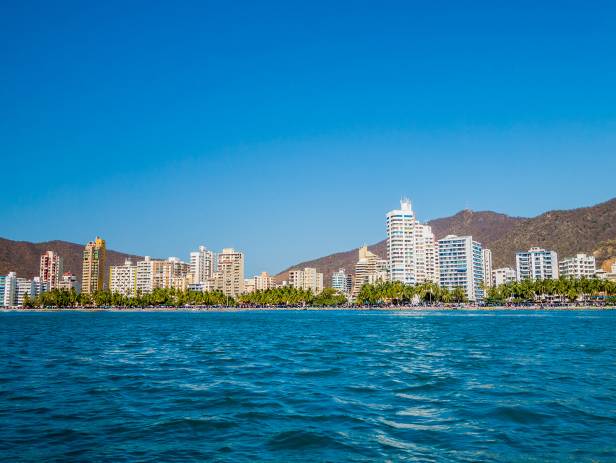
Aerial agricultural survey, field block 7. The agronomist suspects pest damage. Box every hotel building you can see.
[438,235,485,301]
[516,247,558,281]
[559,253,596,279]
[82,237,106,294]
[39,251,63,290]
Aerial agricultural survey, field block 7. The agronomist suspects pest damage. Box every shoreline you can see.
[2,305,615,313]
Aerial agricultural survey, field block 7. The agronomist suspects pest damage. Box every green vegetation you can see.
[485,277,616,304]
[24,277,616,309]
[356,281,467,305]
[30,286,349,309]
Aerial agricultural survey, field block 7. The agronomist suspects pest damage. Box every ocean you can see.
[1,310,615,462]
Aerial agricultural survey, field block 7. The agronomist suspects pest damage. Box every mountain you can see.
[276,197,616,285]
[0,238,143,281]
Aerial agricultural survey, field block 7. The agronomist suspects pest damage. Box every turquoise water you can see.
[1,310,615,462]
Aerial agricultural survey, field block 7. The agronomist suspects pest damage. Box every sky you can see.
[1,1,615,275]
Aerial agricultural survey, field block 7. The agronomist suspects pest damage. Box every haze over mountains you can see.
[1,197,615,286]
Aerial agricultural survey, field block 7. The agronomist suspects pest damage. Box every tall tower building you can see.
[414,223,439,284]
[39,250,63,290]
[214,248,245,297]
[190,245,215,283]
[438,235,485,301]
[386,199,416,284]
[482,248,493,288]
[82,237,106,294]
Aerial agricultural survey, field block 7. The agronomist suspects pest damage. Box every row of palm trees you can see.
[485,277,616,303]
[356,281,467,305]
[24,276,616,309]
[27,286,348,308]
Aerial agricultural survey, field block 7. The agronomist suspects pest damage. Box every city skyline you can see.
[2,2,616,276]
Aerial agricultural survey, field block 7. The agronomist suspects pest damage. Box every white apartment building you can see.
[559,253,596,279]
[386,199,439,285]
[331,268,353,295]
[39,251,63,290]
[438,235,485,301]
[516,247,559,281]
[492,267,517,286]
[482,249,493,287]
[110,259,138,296]
[2,272,17,306]
[190,245,215,284]
[214,248,245,297]
[288,267,324,294]
[415,224,440,284]
[137,257,154,294]
[386,199,417,284]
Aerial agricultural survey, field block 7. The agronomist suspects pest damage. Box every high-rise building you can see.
[288,267,324,294]
[136,257,154,294]
[39,251,63,290]
[2,272,17,306]
[351,246,388,300]
[516,247,558,281]
[331,268,353,295]
[438,235,485,301]
[482,249,493,288]
[190,246,215,284]
[214,248,245,297]
[58,272,79,292]
[0,275,6,306]
[82,237,106,294]
[386,199,438,285]
[386,199,417,284]
[110,259,138,296]
[414,223,440,284]
[559,253,596,279]
[492,267,517,286]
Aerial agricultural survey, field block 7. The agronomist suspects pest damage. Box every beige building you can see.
[244,271,276,293]
[214,248,245,297]
[414,224,439,284]
[110,259,138,296]
[288,267,324,294]
[39,250,63,290]
[352,246,388,300]
[82,237,106,294]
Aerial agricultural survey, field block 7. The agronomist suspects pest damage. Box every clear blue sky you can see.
[1,1,615,275]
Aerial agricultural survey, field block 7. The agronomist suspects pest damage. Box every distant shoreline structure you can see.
[2,305,615,313]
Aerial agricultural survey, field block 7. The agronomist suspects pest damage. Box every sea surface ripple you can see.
[1,310,616,462]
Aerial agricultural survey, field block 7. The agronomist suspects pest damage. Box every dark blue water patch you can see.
[1,310,616,462]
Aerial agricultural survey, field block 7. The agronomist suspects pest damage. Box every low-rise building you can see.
[58,272,79,292]
[352,246,388,300]
[492,267,517,286]
[288,267,324,294]
[559,253,596,279]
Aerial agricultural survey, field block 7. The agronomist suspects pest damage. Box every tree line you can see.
[20,276,616,309]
